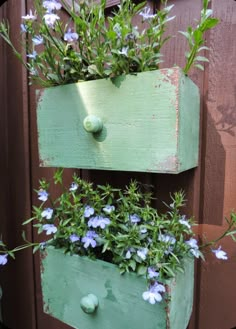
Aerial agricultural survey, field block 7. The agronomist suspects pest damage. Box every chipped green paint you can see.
[40,247,194,329]
[37,67,200,173]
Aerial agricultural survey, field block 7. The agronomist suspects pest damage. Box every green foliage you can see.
[0,0,219,87]
[180,0,219,74]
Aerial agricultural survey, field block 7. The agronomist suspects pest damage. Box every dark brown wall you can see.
[0,0,235,328]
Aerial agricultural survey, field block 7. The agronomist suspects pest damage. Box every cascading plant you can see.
[0,169,235,305]
[0,0,219,87]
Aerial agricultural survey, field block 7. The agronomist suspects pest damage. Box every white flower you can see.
[32,35,44,46]
[185,238,201,258]
[118,46,129,56]
[38,190,49,202]
[0,254,8,266]
[41,208,53,220]
[64,29,79,42]
[139,7,157,20]
[137,248,148,260]
[103,205,115,214]
[43,13,60,27]
[69,182,78,192]
[158,233,176,244]
[212,246,228,260]
[142,282,165,304]
[43,0,62,12]
[179,216,191,229]
[22,10,37,21]
[42,224,57,235]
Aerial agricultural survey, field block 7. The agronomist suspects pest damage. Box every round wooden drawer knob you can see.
[83,115,103,133]
[80,294,99,314]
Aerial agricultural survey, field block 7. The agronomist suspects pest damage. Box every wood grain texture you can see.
[37,68,200,173]
[0,2,36,329]
[197,0,236,328]
[41,247,194,329]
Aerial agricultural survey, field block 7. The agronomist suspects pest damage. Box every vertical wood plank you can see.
[0,1,37,329]
[198,0,236,328]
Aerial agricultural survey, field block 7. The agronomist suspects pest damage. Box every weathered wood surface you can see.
[0,1,36,329]
[37,67,200,173]
[41,247,194,329]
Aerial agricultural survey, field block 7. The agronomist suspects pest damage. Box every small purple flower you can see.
[27,50,37,60]
[139,7,157,20]
[137,247,148,261]
[118,46,129,56]
[179,215,191,229]
[43,0,62,12]
[43,13,60,27]
[103,205,115,214]
[158,233,176,245]
[82,231,98,249]
[142,281,165,304]
[20,24,27,33]
[41,208,53,220]
[69,234,80,243]
[148,267,159,279]
[38,189,49,202]
[40,242,47,249]
[69,182,78,192]
[84,206,94,218]
[185,238,201,258]
[42,224,57,235]
[22,9,37,20]
[212,246,228,260]
[88,216,110,229]
[64,29,79,42]
[32,35,44,46]
[125,248,135,259]
[0,254,8,266]
[29,68,38,76]
[140,227,147,234]
[129,214,141,224]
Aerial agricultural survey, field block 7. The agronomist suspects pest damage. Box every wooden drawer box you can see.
[40,247,194,329]
[37,67,200,173]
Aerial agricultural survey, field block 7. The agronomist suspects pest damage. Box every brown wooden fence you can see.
[0,0,236,328]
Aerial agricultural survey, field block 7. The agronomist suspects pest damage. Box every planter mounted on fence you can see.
[40,247,194,329]
[37,67,200,174]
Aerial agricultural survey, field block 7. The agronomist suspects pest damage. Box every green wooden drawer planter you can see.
[37,67,200,173]
[40,247,194,329]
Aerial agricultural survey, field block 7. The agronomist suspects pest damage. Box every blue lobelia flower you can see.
[64,29,79,42]
[32,35,44,46]
[69,234,80,243]
[118,46,129,57]
[103,205,115,214]
[125,247,135,259]
[212,246,228,260]
[137,247,148,261]
[38,189,49,202]
[22,9,37,21]
[0,254,8,266]
[139,7,157,20]
[43,0,62,12]
[179,215,191,229]
[147,267,159,279]
[158,233,176,245]
[27,50,37,60]
[82,231,98,249]
[88,216,110,229]
[83,206,95,218]
[43,13,60,28]
[42,224,57,235]
[129,214,141,224]
[41,208,53,220]
[69,182,78,192]
[185,238,201,258]
[142,281,166,304]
